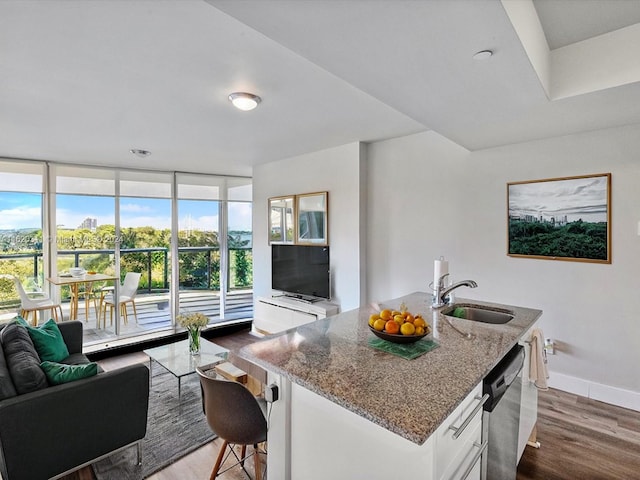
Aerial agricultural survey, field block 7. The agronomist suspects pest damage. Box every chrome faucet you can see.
[432,273,478,308]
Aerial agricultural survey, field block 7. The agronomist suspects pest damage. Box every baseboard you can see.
[548,370,640,412]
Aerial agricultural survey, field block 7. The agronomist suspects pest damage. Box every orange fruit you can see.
[385,320,400,334]
[373,318,386,331]
[393,314,405,325]
[391,310,401,317]
[369,314,380,327]
[414,317,426,328]
[380,309,393,321]
[405,313,415,324]
[415,326,425,335]
[400,322,416,336]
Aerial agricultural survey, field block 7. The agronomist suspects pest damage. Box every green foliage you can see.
[509,219,608,260]
[231,249,253,288]
[1,226,253,312]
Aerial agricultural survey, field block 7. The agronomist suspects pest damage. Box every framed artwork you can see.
[296,192,328,245]
[507,173,611,263]
[268,196,295,244]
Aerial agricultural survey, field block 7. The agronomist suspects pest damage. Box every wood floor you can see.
[63,328,640,480]
[517,387,640,480]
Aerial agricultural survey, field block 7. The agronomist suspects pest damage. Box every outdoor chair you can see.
[99,272,141,327]
[196,366,267,480]
[0,275,63,326]
[70,283,99,322]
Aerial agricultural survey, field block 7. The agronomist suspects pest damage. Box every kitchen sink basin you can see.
[442,304,514,324]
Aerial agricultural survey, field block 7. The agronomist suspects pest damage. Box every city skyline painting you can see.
[507,173,611,263]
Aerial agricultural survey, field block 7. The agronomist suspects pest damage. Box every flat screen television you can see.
[271,244,330,301]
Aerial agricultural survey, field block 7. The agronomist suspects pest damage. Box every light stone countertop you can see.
[237,291,542,445]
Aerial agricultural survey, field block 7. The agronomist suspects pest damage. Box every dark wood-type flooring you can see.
[62,328,640,480]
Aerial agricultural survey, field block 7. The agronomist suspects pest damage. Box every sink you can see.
[442,304,514,324]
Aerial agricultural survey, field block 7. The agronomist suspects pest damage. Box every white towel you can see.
[529,328,549,390]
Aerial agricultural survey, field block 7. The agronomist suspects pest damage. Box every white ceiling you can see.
[1,0,639,177]
[533,0,640,49]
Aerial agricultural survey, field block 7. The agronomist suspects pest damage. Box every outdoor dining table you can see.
[47,273,118,322]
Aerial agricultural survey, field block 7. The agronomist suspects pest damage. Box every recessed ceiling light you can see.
[228,92,261,111]
[130,149,151,158]
[473,50,493,60]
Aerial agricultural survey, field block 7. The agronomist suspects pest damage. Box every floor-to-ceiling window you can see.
[225,178,253,319]
[0,160,45,322]
[118,171,172,335]
[53,166,116,341]
[175,174,253,325]
[0,161,252,347]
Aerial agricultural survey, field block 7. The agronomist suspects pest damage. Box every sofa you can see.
[0,319,149,480]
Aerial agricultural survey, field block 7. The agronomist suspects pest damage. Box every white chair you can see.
[99,272,141,328]
[1,274,63,326]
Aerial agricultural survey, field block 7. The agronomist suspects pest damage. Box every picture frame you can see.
[507,173,611,263]
[268,196,295,244]
[296,191,328,245]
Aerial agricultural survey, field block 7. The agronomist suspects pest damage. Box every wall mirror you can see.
[296,191,328,245]
[269,196,295,244]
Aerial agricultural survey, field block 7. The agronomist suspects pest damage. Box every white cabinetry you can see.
[517,320,540,461]
[435,383,486,480]
[267,379,484,480]
[253,295,339,335]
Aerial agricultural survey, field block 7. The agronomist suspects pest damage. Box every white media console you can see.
[253,295,340,335]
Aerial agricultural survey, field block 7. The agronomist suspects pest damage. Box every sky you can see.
[0,193,252,232]
[508,176,608,223]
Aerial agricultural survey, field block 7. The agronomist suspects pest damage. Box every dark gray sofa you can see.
[0,320,149,480]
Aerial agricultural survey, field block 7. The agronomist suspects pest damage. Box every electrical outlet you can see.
[265,383,279,403]
[544,338,555,355]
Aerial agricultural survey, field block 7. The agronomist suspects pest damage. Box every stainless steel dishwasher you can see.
[481,344,525,480]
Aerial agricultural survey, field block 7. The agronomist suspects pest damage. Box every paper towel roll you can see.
[434,257,449,288]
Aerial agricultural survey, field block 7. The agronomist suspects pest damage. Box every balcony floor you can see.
[1,290,254,352]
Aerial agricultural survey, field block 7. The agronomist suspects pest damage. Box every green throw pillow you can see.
[40,361,98,385]
[15,317,69,362]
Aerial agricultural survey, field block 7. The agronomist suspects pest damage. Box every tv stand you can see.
[282,293,323,304]
[253,295,340,335]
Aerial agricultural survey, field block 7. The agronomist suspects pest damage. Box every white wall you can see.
[366,126,640,409]
[365,131,470,301]
[252,142,365,311]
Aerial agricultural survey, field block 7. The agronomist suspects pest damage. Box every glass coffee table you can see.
[143,339,229,398]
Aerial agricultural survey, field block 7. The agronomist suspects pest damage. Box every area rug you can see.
[92,361,216,479]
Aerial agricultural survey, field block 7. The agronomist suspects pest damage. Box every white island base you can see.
[267,375,484,480]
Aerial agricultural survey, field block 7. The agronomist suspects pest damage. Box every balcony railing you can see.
[0,246,252,309]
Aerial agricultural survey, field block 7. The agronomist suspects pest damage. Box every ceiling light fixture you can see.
[228,92,261,111]
[473,50,493,60]
[130,149,151,158]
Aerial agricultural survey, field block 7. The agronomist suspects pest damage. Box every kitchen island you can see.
[237,292,542,479]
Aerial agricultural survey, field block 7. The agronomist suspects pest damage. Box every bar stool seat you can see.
[196,367,267,480]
